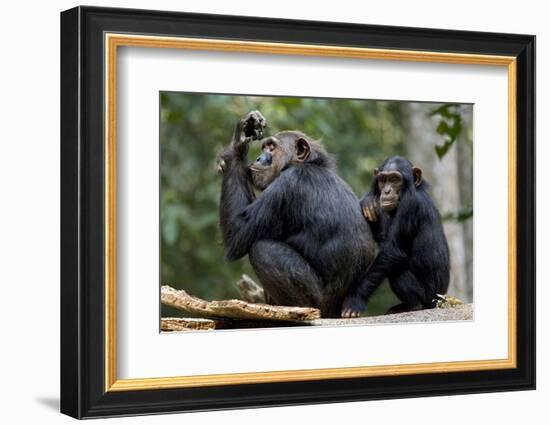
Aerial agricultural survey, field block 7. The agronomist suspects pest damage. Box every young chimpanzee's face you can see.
[249,131,311,190]
[376,169,404,212]
[374,157,423,212]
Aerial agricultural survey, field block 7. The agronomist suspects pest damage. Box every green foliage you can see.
[430,104,463,159]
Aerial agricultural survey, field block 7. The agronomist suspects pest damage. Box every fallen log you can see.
[161,285,321,321]
[160,317,312,331]
[161,317,216,331]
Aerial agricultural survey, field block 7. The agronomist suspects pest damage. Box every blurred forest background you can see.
[160,92,473,317]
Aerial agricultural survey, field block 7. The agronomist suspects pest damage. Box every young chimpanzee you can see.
[341,156,450,318]
[217,111,375,318]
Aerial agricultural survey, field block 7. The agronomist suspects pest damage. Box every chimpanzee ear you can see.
[412,166,423,187]
[373,168,379,177]
[296,138,311,162]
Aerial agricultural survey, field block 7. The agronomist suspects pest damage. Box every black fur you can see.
[219,117,375,318]
[343,156,450,316]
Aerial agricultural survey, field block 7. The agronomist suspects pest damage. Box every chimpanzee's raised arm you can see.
[218,111,283,260]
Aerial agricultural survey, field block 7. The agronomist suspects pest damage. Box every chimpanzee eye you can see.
[389,175,400,184]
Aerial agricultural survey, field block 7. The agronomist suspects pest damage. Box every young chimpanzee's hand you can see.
[361,193,379,222]
[341,295,365,318]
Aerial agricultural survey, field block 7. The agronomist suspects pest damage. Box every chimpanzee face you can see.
[375,159,423,212]
[249,131,311,190]
[376,169,403,212]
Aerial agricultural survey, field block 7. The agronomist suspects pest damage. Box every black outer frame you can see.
[60,5,536,419]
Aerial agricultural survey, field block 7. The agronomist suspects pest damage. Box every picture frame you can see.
[60,5,535,419]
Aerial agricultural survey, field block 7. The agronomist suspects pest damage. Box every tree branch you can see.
[161,285,321,321]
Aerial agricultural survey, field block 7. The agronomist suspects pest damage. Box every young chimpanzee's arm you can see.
[218,111,283,260]
[341,240,409,317]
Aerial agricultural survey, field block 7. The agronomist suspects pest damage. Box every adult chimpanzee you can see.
[217,110,375,318]
[341,156,450,318]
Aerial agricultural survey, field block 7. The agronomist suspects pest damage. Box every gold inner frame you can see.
[104,33,517,392]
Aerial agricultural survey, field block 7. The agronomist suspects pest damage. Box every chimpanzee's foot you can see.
[341,295,365,318]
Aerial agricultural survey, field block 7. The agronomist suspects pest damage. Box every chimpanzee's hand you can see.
[361,193,379,222]
[219,111,267,172]
[242,110,267,140]
[233,110,267,155]
[216,155,226,175]
[341,295,366,318]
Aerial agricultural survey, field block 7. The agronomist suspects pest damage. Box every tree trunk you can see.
[404,103,473,302]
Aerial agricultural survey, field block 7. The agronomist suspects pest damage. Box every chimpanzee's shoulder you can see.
[410,189,440,222]
[279,164,318,181]
[278,164,348,194]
